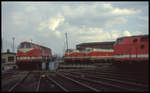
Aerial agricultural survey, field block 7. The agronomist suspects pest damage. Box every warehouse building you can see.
[1,49,17,71]
[76,41,115,50]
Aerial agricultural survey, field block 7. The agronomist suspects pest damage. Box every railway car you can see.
[16,42,52,70]
[89,48,114,62]
[113,35,149,63]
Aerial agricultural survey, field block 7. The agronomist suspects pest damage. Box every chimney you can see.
[7,49,10,53]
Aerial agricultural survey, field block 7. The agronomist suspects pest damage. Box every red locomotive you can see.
[64,34,149,64]
[64,48,114,63]
[16,41,52,69]
[64,49,87,63]
[89,48,114,62]
[114,35,149,63]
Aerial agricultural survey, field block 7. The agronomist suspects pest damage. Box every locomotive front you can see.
[17,42,42,62]
[16,42,52,70]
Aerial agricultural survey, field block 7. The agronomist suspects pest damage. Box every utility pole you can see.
[65,32,68,51]
[2,39,3,52]
[12,37,15,53]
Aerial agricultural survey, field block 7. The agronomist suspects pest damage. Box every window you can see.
[8,56,14,62]
[19,44,24,48]
[133,38,138,43]
[141,37,148,42]
[26,43,31,48]
[140,45,145,49]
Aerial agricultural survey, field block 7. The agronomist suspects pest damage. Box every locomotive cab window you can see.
[19,43,25,48]
[140,37,148,42]
[133,38,138,43]
[26,43,31,48]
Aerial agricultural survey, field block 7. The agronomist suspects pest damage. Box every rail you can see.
[62,71,148,88]
[61,72,137,91]
[56,72,101,92]
[8,71,31,92]
[46,75,69,92]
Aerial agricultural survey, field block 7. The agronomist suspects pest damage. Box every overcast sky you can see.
[2,1,149,56]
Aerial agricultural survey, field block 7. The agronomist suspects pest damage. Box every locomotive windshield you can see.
[141,36,148,42]
[26,43,31,48]
[19,43,25,48]
[19,43,32,48]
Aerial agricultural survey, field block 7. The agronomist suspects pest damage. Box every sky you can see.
[2,1,149,56]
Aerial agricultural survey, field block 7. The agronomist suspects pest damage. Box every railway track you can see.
[2,71,29,81]
[78,67,147,75]
[2,71,30,92]
[9,71,41,92]
[67,69,148,84]
[48,72,100,92]
[2,70,21,80]
[59,72,127,91]
[60,71,148,91]
[2,63,148,92]
[38,74,68,92]
[8,71,31,92]
[60,71,148,92]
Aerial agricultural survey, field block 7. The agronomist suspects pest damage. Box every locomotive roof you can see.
[77,41,115,46]
[21,42,51,50]
[117,34,148,40]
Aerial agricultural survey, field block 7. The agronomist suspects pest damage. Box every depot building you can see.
[1,49,17,71]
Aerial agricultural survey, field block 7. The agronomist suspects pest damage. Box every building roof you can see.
[77,41,115,46]
[2,52,16,55]
[118,34,149,40]
[2,49,16,55]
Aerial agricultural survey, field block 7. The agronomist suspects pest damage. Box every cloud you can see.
[55,30,61,38]
[38,14,64,38]
[102,3,113,9]
[25,5,37,12]
[104,17,127,27]
[2,2,148,55]
[48,14,65,31]
[11,12,25,25]
[111,8,141,15]
[123,30,131,36]
[111,30,121,39]
[38,13,64,33]
[138,16,148,22]
[131,31,146,36]
[38,22,48,31]
[74,27,114,42]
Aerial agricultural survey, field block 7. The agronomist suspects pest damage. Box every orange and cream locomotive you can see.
[114,35,149,62]
[64,35,149,64]
[16,42,52,69]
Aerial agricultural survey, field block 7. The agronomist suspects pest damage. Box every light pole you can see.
[12,37,15,52]
[65,32,68,51]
